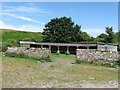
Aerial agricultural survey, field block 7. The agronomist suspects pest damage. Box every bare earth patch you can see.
[2,54,118,88]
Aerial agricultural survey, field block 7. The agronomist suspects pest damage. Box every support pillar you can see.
[87,46,89,49]
[49,45,51,52]
[57,46,60,54]
[41,45,43,48]
[77,46,79,49]
[66,46,70,54]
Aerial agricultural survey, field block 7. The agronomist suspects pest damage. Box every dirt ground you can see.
[2,54,118,88]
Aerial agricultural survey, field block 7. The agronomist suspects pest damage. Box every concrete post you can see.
[87,46,89,49]
[77,46,79,49]
[41,45,43,48]
[20,44,23,47]
[49,45,51,52]
[66,46,70,54]
[57,46,60,54]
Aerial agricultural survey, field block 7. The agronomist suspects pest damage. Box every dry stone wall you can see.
[6,47,50,58]
[76,49,119,63]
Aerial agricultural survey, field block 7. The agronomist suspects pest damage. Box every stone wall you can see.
[97,44,118,52]
[76,49,119,63]
[6,47,50,58]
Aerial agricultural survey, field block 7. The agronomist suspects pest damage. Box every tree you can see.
[105,27,115,43]
[80,32,91,41]
[96,33,108,42]
[115,32,120,43]
[97,33,107,38]
[43,17,82,43]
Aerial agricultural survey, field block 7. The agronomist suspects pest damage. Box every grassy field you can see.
[0,29,44,42]
[2,54,118,88]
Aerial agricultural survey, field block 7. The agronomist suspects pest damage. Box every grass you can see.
[2,54,118,88]
[1,30,44,42]
[5,52,52,62]
[50,53,75,61]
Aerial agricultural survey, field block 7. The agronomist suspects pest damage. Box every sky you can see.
[0,2,118,37]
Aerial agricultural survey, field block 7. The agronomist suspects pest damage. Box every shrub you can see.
[0,39,19,52]
[7,39,19,47]
[0,45,7,52]
[41,57,52,62]
[109,60,120,68]
[75,60,82,64]
[0,42,8,52]
[5,52,28,58]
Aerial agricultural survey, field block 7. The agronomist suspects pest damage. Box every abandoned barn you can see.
[20,41,118,54]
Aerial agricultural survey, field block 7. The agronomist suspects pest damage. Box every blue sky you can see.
[1,2,118,37]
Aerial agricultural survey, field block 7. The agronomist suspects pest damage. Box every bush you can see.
[5,52,52,62]
[0,39,19,52]
[0,45,7,52]
[109,60,120,68]
[7,39,19,47]
[0,42,8,52]
[5,52,29,58]
[75,60,82,64]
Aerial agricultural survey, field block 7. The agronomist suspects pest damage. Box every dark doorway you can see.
[69,46,77,54]
[30,44,41,48]
[43,45,49,49]
[51,46,58,53]
[79,46,87,49]
[59,46,67,54]
[89,46,97,49]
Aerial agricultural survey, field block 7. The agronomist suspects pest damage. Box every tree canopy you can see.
[105,27,115,43]
[42,16,119,44]
[43,17,82,43]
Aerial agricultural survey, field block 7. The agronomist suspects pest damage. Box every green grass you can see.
[2,54,118,88]
[1,31,44,42]
[50,54,75,61]
[5,52,52,62]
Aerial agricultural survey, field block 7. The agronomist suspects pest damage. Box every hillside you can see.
[0,29,20,34]
[0,29,44,52]
[1,29,44,42]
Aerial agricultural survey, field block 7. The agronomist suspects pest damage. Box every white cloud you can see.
[2,5,49,13]
[0,20,43,32]
[82,28,106,37]
[3,13,44,24]
[83,28,118,37]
